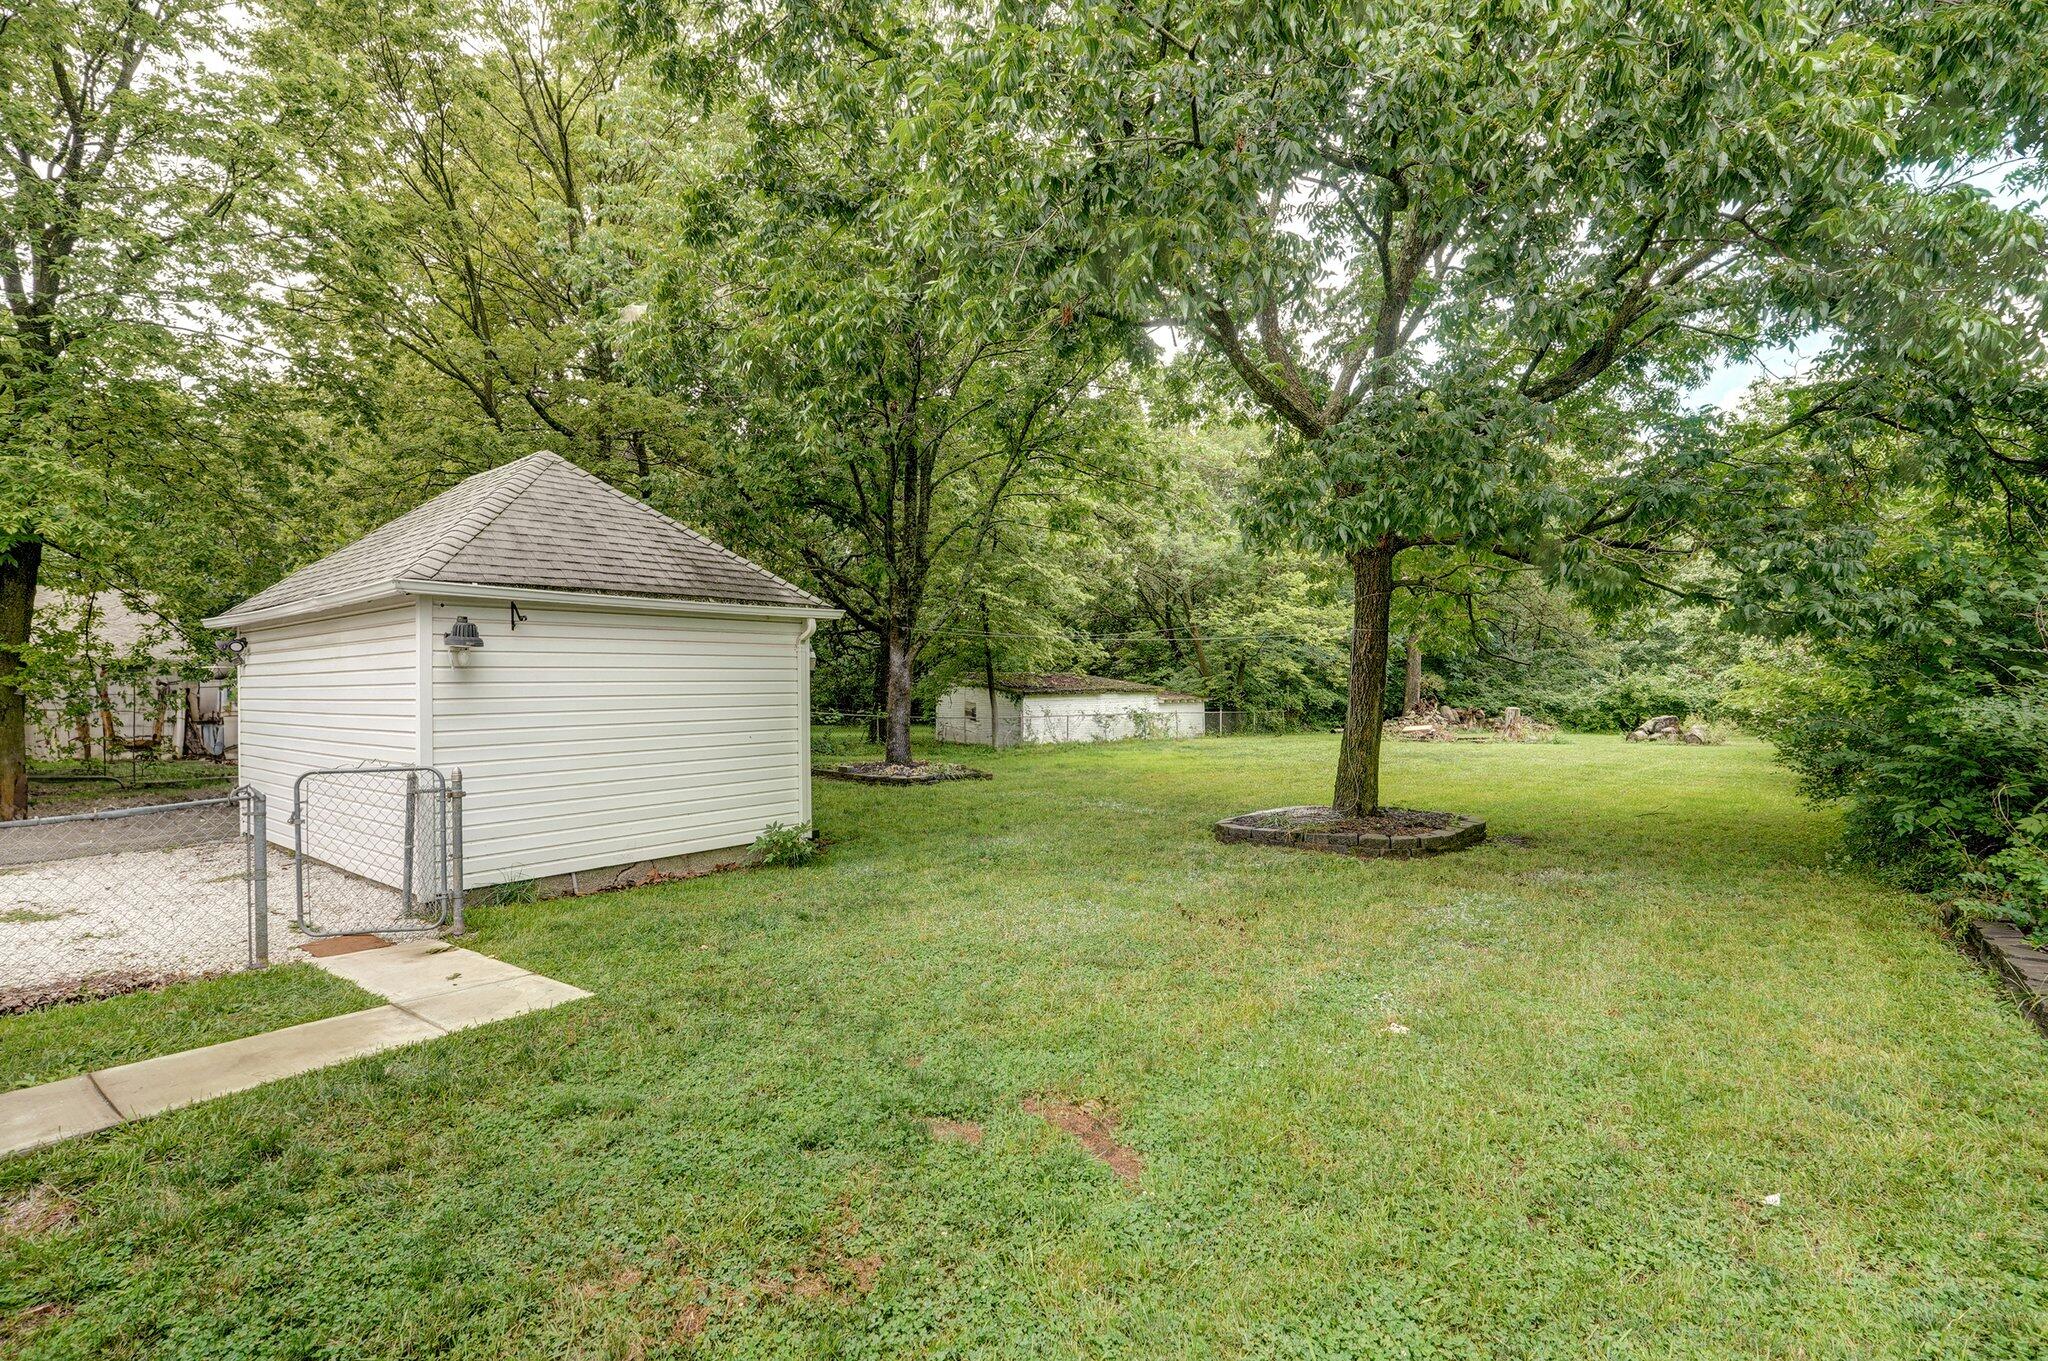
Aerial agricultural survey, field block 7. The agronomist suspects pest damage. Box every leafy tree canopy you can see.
[897,0,2048,810]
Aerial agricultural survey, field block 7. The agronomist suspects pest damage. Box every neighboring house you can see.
[205,450,841,891]
[28,590,235,762]
[935,673,1206,747]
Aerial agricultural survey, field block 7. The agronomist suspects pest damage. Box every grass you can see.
[0,908,70,925]
[1,966,377,1091]
[3,733,2045,1358]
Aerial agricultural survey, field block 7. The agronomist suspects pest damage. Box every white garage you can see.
[935,673,1206,747]
[206,451,838,892]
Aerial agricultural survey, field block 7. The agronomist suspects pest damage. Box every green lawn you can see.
[3,734,2044,1358]
[1,966,378,1091]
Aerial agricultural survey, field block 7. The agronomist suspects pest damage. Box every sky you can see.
[1691,165,2038,412]
[1688,340,1824,412]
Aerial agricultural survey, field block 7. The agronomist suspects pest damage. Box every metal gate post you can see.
[448,768,466,935]
[292,779,308,928]
[246,788,269,967]
[401,771,418,918]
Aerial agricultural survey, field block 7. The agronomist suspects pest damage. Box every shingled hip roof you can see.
[990,673,1205,702]
[207,452,830,628]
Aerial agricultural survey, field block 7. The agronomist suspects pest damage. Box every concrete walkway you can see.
[1,938,588,1158]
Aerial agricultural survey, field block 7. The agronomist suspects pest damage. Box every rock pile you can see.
[1625,714,1716,745]
[1386,702,1554,743]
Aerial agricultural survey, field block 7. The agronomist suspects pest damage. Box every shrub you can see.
[750,822,818,868]
[1469,671,1722,733]
[1728,545,2048,935]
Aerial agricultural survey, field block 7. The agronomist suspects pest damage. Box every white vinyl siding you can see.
[934,686,1205,746]
[1016,692,1205,745]
[428,600,808,887]
[236,602,418,882]
[934,687,1022,745]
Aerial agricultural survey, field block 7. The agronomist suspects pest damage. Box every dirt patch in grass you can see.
[1024,1096,1143,1187]
[749,1213,883,1305]
[756,1266,834,1302]
[0,1302,71,1348]
[0,968,217,1015]
[1,1185,80,1239]
[924,1117,984,1145]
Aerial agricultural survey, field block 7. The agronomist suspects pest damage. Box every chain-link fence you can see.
[29,679,232,801]
[1,765,467,1010]
[814,707,1301,753]
[0,790,270,1009]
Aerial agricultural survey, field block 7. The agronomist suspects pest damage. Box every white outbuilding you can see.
[934,673,1206,747]
[206,451,839,892]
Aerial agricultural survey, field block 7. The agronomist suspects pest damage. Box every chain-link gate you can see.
[290,766,464,939]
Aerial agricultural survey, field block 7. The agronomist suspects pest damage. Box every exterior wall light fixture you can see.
[444,615,484,663]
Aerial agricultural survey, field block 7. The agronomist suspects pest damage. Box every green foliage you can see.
[620,7,1157,761]
[1488,671,1726,736]
[749,821,818,868]
[469,879,543,908]
[1725,544,2048,932]
[1401,580,1739,732]
[1052,424,1349,722]
[258,0,707,517]
[943,0,2047,577]
[0,2,318,786]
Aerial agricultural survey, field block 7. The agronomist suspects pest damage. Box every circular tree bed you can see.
[1214,805,1486,858]
[815,761,993,786]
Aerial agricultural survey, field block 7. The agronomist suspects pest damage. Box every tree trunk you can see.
[98,673,117,752]
[1334,541,1396,818]
[1404,635,1423,717]
[882,620,915,766]
[0,538,42,820]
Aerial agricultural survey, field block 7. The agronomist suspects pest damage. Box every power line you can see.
[914,625,1349,644]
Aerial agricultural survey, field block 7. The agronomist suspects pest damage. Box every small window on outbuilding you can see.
[964,701,978,721]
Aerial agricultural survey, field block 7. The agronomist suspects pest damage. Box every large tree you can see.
[630,3,1146,765]
[264,0,704,514]
[656,220,1140,766]
[0,0,275,815]
[938,0,2048,815]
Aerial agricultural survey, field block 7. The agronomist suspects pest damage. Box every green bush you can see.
[750,822,819,868]
[1726,545,2048,935]
[1463,671,1722,733]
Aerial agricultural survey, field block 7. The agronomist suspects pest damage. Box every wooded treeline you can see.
[3,0,2045,926]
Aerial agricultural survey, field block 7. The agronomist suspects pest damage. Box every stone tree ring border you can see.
[1213,806,1487,858]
